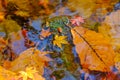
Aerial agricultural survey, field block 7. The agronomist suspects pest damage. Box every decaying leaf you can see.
[53,35,68,48]
[71,26,115,72]
[10,48,52,75]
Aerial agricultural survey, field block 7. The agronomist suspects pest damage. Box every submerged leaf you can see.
[18,67,45,80]
[0,66,16,80]
[70,16,84,26]
[48,16,69,30]
[10,48,52,74]
[53,35,68,48]
[0,12,5,22]
[71,26,115,72]
[102,10,120,50]
[15,11,29,17]
[0,19,21,37]
[114,53,120,72]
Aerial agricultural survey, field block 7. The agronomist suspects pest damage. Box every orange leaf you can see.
[3,60,11,69]
[71,26,115,72]
[0,12,5,22]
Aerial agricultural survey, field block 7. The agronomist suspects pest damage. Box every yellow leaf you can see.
[0,66,17,80]
[19,67,38,80]
[15,11,29,17]
[53,35,68,48]
[10,48,52,75]
[18,67,45,80]
[71,26,115,72]
[114,53,120,63]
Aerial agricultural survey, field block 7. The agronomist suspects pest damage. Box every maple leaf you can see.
[70,16,84,26]
[10,48,52,75]
[53,35,68,48]
[18,67,45,80]
[19,67,38,80]
[71,26,115,72]
[39,28,51,40]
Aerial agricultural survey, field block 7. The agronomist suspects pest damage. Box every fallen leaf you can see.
[0,19,21,37]
[10,48,52,75]
[71,26,115,72]
[18,67,45,80]
[0,12,5,22]
[70,16,84,26]
[0,37,7,51]
[114,53,120,72]
[34,73,45,80]
[0,66,17,80]
[15,11,29,17]
[68,0,117,18]
[53,35,68,48]
[18,67,37,80]
[102,10,120,50]
[3,60,11,69]
[22,29,28,38]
